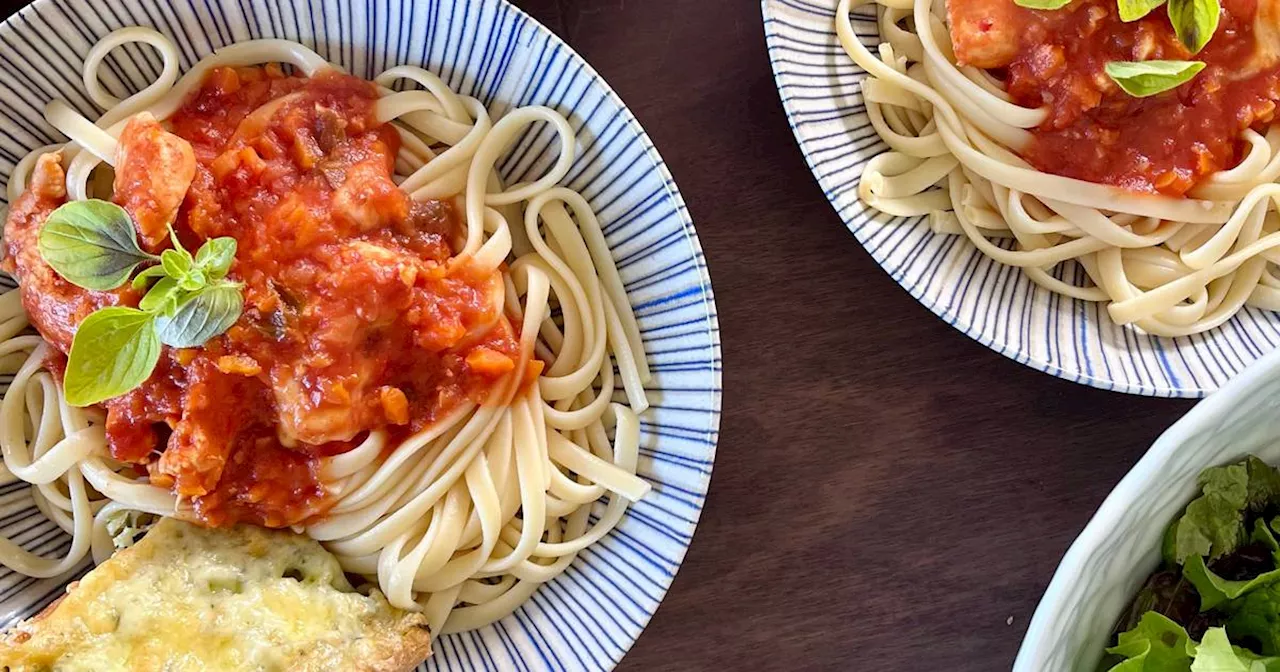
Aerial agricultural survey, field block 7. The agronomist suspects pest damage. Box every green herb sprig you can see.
[37,199,244,407]
[1011,0,1221,97]
[1104,60,1207,97]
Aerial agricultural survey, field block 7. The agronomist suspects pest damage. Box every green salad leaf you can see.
[1166,458,1280,566]
[1193,628,1248,671]
[1105,619,1280,672]
[37,199,159,291]
[1228,579,1280,657]
[1242,459,1280,513]
[1170,463,1248,564]
[1107,612,1197,671]
[1188,628,1280,671]
[1110,458,1280,672]
[1185,519,1280,610]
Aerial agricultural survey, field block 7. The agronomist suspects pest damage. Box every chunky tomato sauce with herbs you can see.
[947,0,1280,195]
[2,65,520,527]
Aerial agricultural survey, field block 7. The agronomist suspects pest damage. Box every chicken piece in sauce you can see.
[113,113,197,250]
[1,154,136,351]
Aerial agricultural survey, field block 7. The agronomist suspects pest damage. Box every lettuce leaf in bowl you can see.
[1166,457,1280,566]
[1226,580,1280,656]
[1107,612,1197,671]
[1104,618,1280,672]
[1104,457,1280,672]
[1186,520,1280,610]
[1191,628,1280,671]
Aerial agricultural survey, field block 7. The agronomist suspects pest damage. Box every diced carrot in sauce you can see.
[216,355,263,377]
[379,387,410,425]
[466,347,516,378]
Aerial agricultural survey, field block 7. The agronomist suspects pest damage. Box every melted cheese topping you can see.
[0,520,430,672]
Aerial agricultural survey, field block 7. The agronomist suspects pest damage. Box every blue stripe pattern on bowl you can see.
[761,0,1280,397]
[0,1,721,670]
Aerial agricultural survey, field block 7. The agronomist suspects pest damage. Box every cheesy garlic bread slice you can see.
[0,518,431,672]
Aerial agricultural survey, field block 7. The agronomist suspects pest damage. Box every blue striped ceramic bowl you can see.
[762,0,1279,397]
[0,1,720,670]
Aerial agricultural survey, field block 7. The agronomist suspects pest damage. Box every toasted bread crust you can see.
[0,520,431,672]
[294,614,432,672]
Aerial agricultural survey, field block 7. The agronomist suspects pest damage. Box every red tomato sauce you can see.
[93,66,520,527]
[950,0,1280,195]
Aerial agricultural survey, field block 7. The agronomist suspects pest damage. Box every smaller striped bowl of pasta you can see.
[764,0,1280,396]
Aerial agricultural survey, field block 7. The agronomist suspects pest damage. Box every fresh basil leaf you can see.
[1185,519,1280,610]
[194,238,236,279]
[177,267,207,292]
[138,277,181,314]
[63,307,160,406]
[1118,0,1165,19]
[131,265,167,291]
[37,199,156,291]
[1168,0,1221,54]
[155,283,243,348]
[1013,0,1072,8]
[1105,612,1196,671]
[1106,60,1206,98]
[161,248,193,279]
[162,246,214,292]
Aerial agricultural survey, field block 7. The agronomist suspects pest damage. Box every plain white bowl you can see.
[1014,347,1280,671]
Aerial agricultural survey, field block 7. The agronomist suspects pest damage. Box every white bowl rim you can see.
[1013,345,1280,669]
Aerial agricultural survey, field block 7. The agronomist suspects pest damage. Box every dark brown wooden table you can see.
[0,0,1202,669]
[510,2,1199,670]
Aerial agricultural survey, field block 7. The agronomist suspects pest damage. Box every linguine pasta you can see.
[839,0,1280,337]
[0,26,651,636]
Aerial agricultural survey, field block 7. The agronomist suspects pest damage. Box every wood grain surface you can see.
[0,0,1205,669]
[508,2,1200,670]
